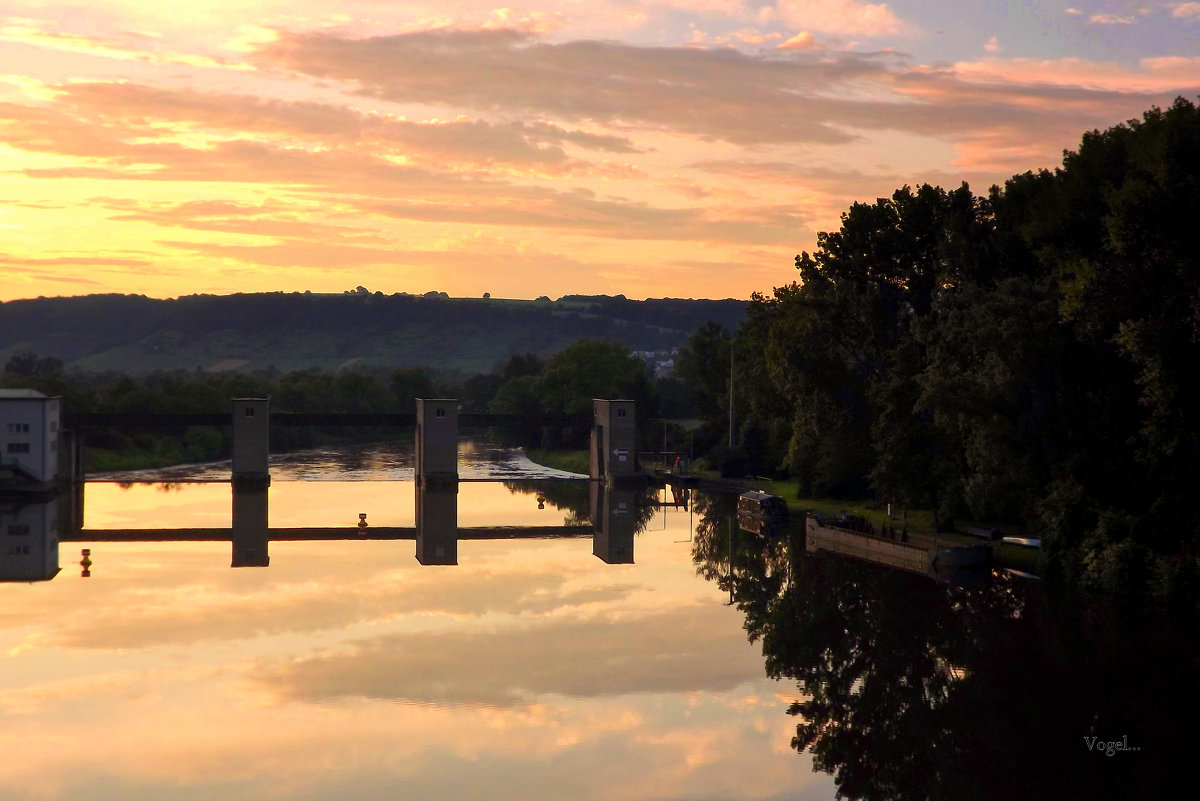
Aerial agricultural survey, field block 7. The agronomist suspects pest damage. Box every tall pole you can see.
[728,344,735,449]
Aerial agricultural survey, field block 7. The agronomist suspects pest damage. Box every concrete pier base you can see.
[232,398,271,489]
[590,399,637,484]
[416,399,458,485]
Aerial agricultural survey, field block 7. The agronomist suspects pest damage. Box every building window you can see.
[617,409,627,418]
[436,408,445,418]
[245,408,255,417]
[7,443,31,454]
[6,524,30,537]
[5,423,30,433]
[7,545,30,555]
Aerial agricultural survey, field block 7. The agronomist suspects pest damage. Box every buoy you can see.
[536,494,546,510]
[358,513,368,529]
[80,548,92,578]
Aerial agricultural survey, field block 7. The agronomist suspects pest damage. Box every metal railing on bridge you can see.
[62,411,593,428]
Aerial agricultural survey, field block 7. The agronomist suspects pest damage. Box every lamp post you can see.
[728,344,735,450]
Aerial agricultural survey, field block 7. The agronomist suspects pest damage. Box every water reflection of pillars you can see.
[589,481,637,564]
[232,485,269,567]
[232,398,271,489]
[416,481,458,565]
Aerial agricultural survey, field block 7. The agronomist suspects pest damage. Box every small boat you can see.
[737,491,788,519]
[737,491,788,536]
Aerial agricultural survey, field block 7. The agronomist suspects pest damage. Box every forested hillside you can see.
[0,292,746,375]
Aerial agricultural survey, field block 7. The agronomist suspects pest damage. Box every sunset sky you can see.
[2,1,1198,301]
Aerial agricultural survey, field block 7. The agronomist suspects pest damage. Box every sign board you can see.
[612,448,628,462]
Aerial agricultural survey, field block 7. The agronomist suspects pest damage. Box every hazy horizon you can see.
[0,288,751,304]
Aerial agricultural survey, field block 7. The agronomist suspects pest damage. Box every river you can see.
[0,442,1192,799]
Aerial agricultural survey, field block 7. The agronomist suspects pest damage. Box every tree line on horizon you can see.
[0,291,746,375]
[0,339,673,470]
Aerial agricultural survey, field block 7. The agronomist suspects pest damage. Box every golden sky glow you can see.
[2,1,1198,300]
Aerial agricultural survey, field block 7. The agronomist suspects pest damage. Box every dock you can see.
[805,516,991,576]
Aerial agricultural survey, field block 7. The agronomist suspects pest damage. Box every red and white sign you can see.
[612,448,628,462]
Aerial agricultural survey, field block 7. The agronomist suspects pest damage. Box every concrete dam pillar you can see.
[232,398,270,489]
[416,399,459,487]
[591,399,636,482]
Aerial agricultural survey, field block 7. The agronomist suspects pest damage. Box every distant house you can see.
[0,389,61,484]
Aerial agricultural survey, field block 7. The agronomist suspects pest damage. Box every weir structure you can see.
[47,397,637,487]
[2,396,655,577]
[5,479,645,579]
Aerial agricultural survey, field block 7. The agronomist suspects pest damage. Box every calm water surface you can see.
[1,443,836,801]
[2,443,1194,799]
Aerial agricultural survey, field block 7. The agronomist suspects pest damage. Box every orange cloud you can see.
[0,18,250,70]
[778,31,818,50]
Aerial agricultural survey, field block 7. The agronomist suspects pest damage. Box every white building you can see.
[0,389,61,484]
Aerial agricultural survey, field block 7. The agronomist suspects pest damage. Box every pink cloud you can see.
[952,55,1200,93]
[778,31,819,50]
[1089,13,1135,24]
[773,0,914,37]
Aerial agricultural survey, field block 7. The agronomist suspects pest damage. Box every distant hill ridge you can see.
[0,292,747,375]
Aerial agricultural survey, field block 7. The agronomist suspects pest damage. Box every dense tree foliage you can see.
[488,340,657,447]
[706,97,1200,599]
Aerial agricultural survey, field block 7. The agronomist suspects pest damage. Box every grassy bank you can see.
[87,448,209,473]
[524,448,589,475]
[758,478,1040,573]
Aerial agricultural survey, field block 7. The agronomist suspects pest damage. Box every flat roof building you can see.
[1,389,62,485]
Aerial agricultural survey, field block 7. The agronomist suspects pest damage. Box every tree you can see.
[4,350,63,376]
[673,321,732,422]
[535,339,655,421]
[389,367,434,410]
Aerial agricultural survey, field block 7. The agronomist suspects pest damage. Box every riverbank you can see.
[752,477,1039,573]
[524,448,589,475]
